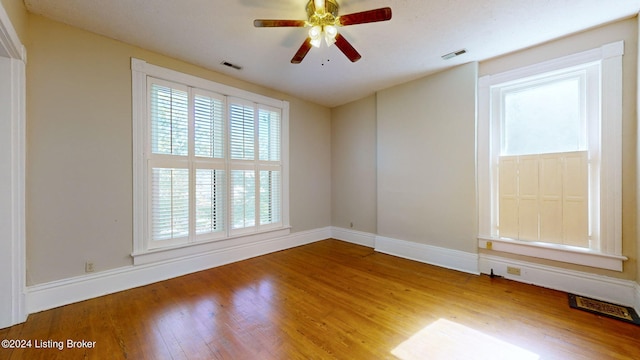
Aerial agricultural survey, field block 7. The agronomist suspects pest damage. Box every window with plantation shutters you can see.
[133,59,289,259]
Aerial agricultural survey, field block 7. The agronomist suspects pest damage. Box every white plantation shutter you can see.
[149,78,190,245]
[151,167,189,241]
[229,99,255,160]
[150,82,188,156]
[195,169,226,235]
[231,169,256,229]
[193,90,226,239]
[194,91,225,159]
[258,106,281,161]
[260,170,281,225]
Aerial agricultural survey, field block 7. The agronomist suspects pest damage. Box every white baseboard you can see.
[479,253,638,309]
[374,235,480,275]
[330,227,376,247]
[26,227,331,314]
[24,226,640,318]
[338,230,640,314]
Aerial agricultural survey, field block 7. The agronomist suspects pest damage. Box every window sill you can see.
[477,236,627,272]
[132,227,291,266]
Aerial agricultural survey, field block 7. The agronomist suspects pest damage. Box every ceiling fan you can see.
[254,0,392,64]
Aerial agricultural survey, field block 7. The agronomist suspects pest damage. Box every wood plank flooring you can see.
[1,239,639,359]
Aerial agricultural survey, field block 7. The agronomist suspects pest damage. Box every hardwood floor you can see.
[1,239,638,359]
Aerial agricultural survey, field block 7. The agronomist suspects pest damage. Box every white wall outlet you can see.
[85,261,95,273]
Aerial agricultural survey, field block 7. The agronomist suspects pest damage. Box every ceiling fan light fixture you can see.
[309,25,323,47]
[324,25,338,46]
[254,0,391,63]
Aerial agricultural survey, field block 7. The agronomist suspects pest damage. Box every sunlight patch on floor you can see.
[392,318,539,360]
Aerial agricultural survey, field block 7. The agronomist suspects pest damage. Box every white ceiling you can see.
[24,0,640,107]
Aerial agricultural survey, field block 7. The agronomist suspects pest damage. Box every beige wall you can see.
[25,14,331,285]
[0,0,27,43]
[289,99,332,232]
[331,95,377,233]
[480,18,638,280]
[376,62,479,253]
[18,6,640,285]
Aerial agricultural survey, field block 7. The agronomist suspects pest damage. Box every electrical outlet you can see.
[85,261,95,273]
[507,266,521,276]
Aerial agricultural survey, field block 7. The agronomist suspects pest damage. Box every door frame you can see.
[0,2,26,328]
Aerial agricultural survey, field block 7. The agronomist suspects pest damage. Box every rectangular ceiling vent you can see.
[441,49,467,60]
[221,61,242,70]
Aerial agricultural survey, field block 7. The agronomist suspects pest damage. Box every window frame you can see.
[477,41,627,271]
[132,58,290,265]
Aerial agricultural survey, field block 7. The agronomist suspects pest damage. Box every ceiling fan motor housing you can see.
[307,0,339,20]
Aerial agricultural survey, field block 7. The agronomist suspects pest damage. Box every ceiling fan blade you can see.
[338,7,392,26]
[291,38,313,64]
[254,19,307,27]
[334,33,361,62]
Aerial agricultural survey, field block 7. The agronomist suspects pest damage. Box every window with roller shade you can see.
[135,66,288,254]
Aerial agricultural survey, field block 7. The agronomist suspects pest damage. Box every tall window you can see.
[477,41,625,271]
[494,65,596,248]
[132,59,289,260]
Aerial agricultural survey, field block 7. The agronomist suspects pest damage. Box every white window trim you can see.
[477,41,626,271]
[131,58,290,265]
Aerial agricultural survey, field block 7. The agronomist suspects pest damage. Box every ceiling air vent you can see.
[441,49,467,60]
[221,61,242,70]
